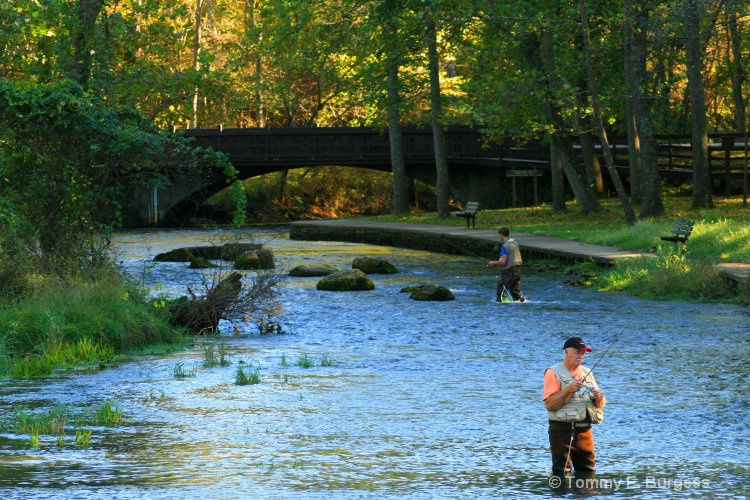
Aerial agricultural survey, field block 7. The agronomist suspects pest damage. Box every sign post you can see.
[506,169,543,206]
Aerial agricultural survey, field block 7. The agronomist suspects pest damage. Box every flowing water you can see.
[0,227,748,499]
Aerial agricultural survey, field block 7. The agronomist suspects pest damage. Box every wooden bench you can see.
[451,201,480,228]
[660,220,694,246]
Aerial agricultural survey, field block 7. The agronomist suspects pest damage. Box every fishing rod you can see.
[445,240,490,261]
[580,331,624,387]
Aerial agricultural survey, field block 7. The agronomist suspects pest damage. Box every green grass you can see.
[94,399,123,426]
[0,278,185,378]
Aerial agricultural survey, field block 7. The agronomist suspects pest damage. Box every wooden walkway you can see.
[289,219,750,287]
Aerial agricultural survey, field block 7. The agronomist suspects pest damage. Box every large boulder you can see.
[289,264,338,277]
[154,243,267,262]
[401,284,455,301]
[153,247,194,262]
[352,257,398,274]
[233,245,275,270]
[189,256,216,269]
[316,269,375,291]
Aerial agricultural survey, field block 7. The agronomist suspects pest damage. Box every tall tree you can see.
[70,0,106,86]
[423,1,450,218]
[727,5,746,135]
[386,56,409,214]
[624,0,664,217]
[622,0,642,204]
[579,0,636,225]
[247,0,266,127]
[684,0,714,209]
[539,28,600,214]
[373,0,411,214]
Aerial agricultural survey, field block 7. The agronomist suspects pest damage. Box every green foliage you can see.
[93,400,123,426]
[0,79,233,277]
[75,427,93,447]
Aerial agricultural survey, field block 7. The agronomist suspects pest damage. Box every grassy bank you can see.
[364,196,750,304]
[0,273,189,379]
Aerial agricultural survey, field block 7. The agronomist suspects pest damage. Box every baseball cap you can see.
[563,337,592,352]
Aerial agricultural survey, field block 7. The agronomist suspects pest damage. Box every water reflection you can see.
[0,227,747,499]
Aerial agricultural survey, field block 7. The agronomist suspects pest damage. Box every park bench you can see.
[451,201,480,228]
[660,220,694,246]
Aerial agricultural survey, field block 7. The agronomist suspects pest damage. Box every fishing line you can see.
[580,331,625,386]
[444,240,489,261]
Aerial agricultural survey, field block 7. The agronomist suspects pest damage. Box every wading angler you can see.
[543,337,606,476]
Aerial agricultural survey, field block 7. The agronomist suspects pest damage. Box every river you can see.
[0,227,747,499]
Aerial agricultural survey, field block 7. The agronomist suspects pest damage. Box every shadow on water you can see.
[0,227,747,499]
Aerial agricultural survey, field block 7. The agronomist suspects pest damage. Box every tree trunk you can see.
[70,0,105,87]
[622,12,642,204]
[685,0,713,209]
[385,29,408,214]
[728,9,746,135]
[424,4,450,218]
[247,0,265,127]
[573,84,604,196]
[192,0,203,128]
[170,272,243,334]
[549,140,567,211]
[578,127,604,196]
[579,0,636,225]
[540,29,599,215]
[387,104,408,213]
[625,0,664,217]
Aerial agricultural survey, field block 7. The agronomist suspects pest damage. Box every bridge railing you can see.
[181,126,748,193]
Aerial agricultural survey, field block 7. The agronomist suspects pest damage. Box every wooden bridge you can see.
[143,126,548,225]
[127,126,749,225]
[180,125,524,177]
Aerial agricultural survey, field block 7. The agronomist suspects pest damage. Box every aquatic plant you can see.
[75,427,93,447]
[235,365,260,385]
[202,341,218,367]
[296,354,315,368]
[218,339,230,366]
[6,399,124,449]
[172,361,195,379]
[94,400,122,426]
